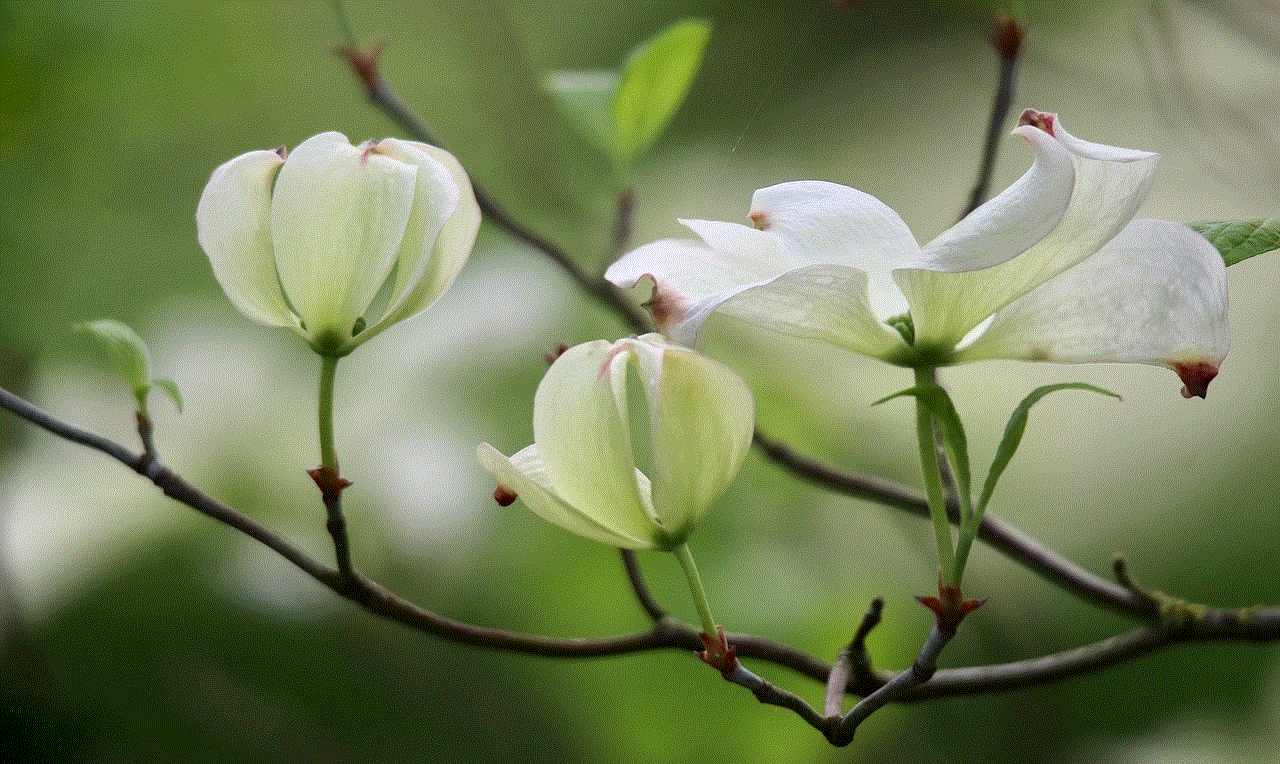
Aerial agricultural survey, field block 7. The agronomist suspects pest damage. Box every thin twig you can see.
[335,43,651,335]
[961,15,1024,219]
[5,384,1280,742]
[831,624,953,745]
[619,549,667,621]
[722,662,827,730]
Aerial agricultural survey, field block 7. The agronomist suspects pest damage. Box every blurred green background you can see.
[2,1,1279,761]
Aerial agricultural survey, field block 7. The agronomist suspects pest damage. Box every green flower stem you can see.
[315,354,354,578]
[914,366,955,582]
[673,542,718,640]
[318,355,340,474]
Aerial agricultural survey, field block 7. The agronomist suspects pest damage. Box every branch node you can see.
[826,597,886,716]
[697,626,738,676]
[1114,555,1216,630]
[917,583,985,636]
[1113,555,1162,612]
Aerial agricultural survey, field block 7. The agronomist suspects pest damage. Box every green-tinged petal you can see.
[477,443,658,549]
[361,140,479,342]
[196,147,295,327]
[270,131,416,353]
[532,340,657,538]
[957,219,1229,397]
[899,110,1160,348]
[74,319,152,396]
[631,336,753,541]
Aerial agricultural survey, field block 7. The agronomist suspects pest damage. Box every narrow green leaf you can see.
[542,69,620,158]
[874,384,972,508]
[75,319,153,398]
[1188,218,1280,266]
[151,378,184,414]
[976,383,1120,518]
[612,18,711,167]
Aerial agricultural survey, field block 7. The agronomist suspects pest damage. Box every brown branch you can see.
[5,384,1280,744]
[961,14,1024,219]
[3,12,1247,744]
[619,549,667,621]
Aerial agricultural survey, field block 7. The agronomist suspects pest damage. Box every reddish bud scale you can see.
[493,485,518,506]
[917,583,985,635]
[697,626,739,676]
[307,466,352,504]
[543,343,569,366]
[335,41,386,91]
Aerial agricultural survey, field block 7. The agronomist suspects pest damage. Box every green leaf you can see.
[1188,218,1280,266]
[873,384,972,510]
[542,69,620,158]
[976,383,1120,518]
[74,319,182,414]
[612,18,711,168]
[75,319,153,398]
[152,378,184,414]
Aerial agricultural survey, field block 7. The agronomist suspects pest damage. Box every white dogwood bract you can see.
[606,110,1229,397]
[477,334,754,550]
[197,131,481,357]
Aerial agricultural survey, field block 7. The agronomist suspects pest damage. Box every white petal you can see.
[632,337,754,542]
[913,124,1074,271]
[958,219,1229,397]
[196,148,295,327]
[748,180,921,320]
[606,180,919,345]
[476,443,658,549]
[899,112,1161,349]
[532,340,657,538]
[694,264,905,357]
[748,180,921,273]
[270,132,416,349]
[606,223,788,342]
[364,140,480,341]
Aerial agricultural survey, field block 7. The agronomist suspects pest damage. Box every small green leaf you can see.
[74,319,182,414]
[976,383,1120,518]
[152,378,184,414]
[543,69,620,158]
[75,319,153,398]
[1188,218,1280,266]
[612,19,711,167]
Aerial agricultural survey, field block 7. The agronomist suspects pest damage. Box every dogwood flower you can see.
[197,131,480,357]
[606,110,1229,397]
[476,334,753,550]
